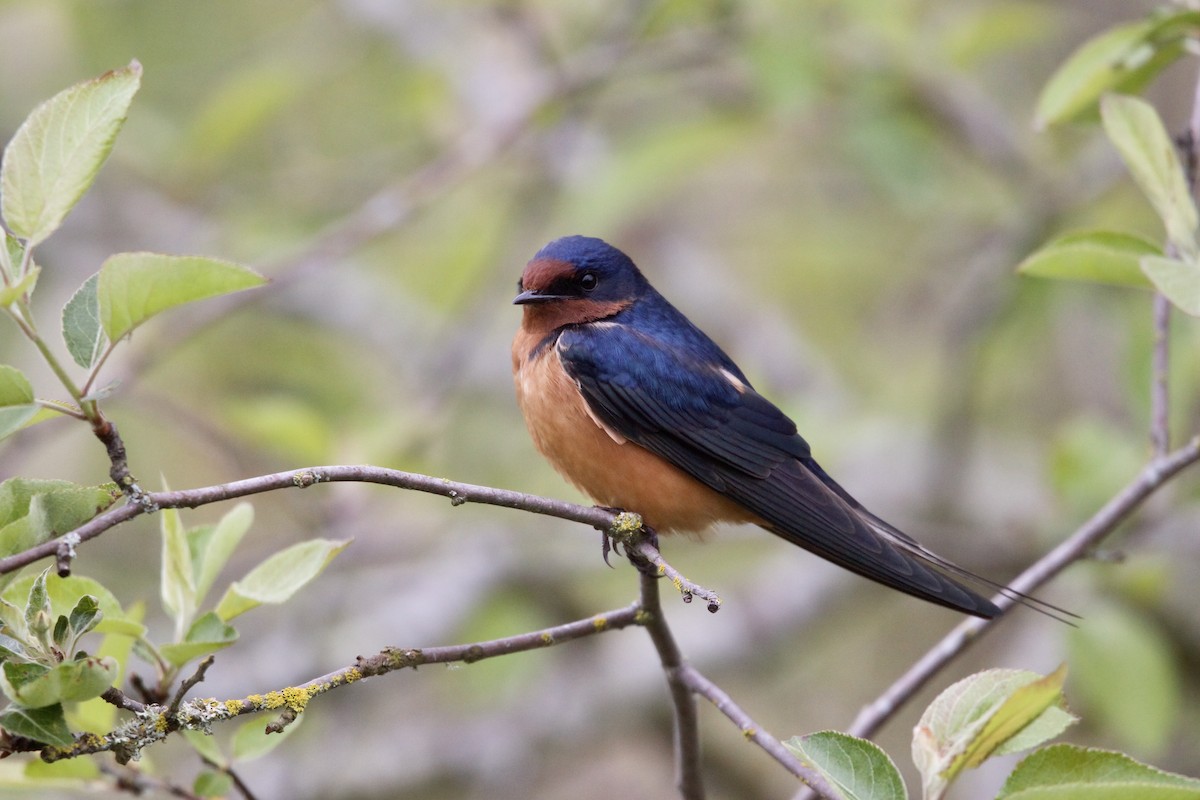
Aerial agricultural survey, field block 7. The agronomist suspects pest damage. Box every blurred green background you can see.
[2,0,1198,798]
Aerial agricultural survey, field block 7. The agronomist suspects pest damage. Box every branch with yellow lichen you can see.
[36,603,645,764]
[33,570,835,800]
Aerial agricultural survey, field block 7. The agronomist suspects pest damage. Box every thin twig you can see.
[99,762,202,799]
[1151,291,1171,457]
[632,538,722,612]
[679,665,840,800]
[101,686,147,714]
[168,656,215,717]
[639,571,706,800]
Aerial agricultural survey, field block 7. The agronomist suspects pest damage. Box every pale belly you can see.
[512,341,754,534]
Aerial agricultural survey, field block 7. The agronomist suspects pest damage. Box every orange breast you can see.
[512,331,754,534]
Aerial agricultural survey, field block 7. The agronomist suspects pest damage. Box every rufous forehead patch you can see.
[521,257,575,291]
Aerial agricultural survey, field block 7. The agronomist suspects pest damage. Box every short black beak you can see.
[513,289,566,305]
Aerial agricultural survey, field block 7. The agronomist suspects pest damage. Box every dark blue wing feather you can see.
[557,315,999,618]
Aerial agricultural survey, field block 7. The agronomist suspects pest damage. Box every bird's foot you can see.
[596,507,658,575]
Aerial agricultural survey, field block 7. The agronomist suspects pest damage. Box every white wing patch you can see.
[718,367,747,393]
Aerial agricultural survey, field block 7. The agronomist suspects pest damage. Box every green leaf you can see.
[0,478,117,539]
[24,754,100,780]
[194,770,234,797]
[67,595,101,640]
[1141,255,1200,316]
[1,231,22,277]
[25,568,52,634]
[913,668,1074,800]
[0,364,37,442]
[0,632,29,662]
[160,506,196,641]
[0,61,142,246]
[998,744,1200,800]
[192,502,253,609]
[0,265,40,307]
[1101,94,1199,259]
[0,502,48,594]
[952,664,1069,773]
[1035,13,1200,128]
[784,730,907,800]
[0,598,26,641]
[182,727,226,768]
[159,611,238,667]
[98,252,266,341]
[52,613,69,649]
[2,573,144,639]
[1,655,116,707]
[1,661,50,699]
[215,538,350,621]
[0,703,73,747]
[0,365,33,407]
[1050,416,1147,518]
[1017,230,1158,289]
[231,709,304,762]
[61,273,106,369]
[1068,602,1181,755]
[69,599,142,734]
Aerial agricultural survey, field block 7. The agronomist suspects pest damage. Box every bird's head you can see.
[514,236,649,327]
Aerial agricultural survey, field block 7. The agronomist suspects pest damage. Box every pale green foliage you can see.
[61,274,103,370]
[1035,12,1200,128]
[0,265,39,307]
[1016,231,1158,289]
[998,745,1200,799]
[159,612,238,667]
[0,365,37,442]
[232,710,304,761]
[0,481,119,593]
[98,252,266,341]
[1100,94,1198,261]
[912,667,1074,800]
[0,570,130,746]
[1139,255,1200,316]
[1068,603,1181,756]
[785,730,907,800]
[215,538,351,621]
[0,61,141,246]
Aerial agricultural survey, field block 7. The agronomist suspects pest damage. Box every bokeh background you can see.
[1,0,1198,798]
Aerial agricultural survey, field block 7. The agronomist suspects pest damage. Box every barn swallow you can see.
[512,236,1020,618]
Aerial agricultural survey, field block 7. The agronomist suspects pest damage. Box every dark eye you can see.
[580,272,598,292]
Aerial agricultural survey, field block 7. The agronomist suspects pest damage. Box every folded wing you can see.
[557,322,1000,618]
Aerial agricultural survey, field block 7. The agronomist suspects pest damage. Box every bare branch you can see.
[638,571,706,799]
[847,437,1200,740]
[0,465,617,576]
[679,665,840,799]
[99,761,202,799]
[1152,292,1171,457]
[631,537,722,612]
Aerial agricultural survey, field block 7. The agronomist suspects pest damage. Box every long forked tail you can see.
[860,511,1080,625]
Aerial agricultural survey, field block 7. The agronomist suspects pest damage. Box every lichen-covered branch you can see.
[43,603,644,763]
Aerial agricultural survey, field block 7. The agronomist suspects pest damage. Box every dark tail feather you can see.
[861,511,1080,625]
[760,519,1003,618]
